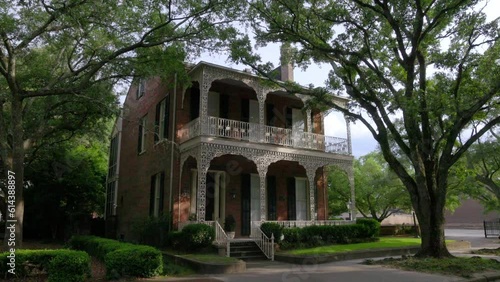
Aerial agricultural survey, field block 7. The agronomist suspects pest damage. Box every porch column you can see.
[214,172,221,221]
[257,162,268,222]
[306,109,312,133]
[199,70,212,135]
[345,115,352,155]
[196,149,211,222]
[190,170,197,216]
[305,167,317,221]
[347,167,356,220]
[257,90,266,143]
[220,172,226,223]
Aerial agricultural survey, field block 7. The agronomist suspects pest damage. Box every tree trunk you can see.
[413,182,452,258]
[3,96,25,251]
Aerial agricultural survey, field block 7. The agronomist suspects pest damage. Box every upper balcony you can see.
[176,62,351,155]
[178,116,349,154]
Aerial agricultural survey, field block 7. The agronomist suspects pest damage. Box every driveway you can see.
[445,228,499,249]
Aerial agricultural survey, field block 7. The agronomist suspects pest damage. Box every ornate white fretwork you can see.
[180,142,353,222]
[345,115,353,155]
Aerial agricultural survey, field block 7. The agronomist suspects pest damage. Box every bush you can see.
[282,227,302,244]
[47,250,91,282]
[356,218,381,238]
[166,231,185,250]
[105,246,163,279]
[181,223,215,251]
[132,215,170,247]
[0,249,90,281]
[68,235,163,278]
[260,223,283,242]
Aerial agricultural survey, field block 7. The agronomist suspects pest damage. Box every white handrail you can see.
[213,221,231,257]
[252,227,274,261]
[264,220,354,228]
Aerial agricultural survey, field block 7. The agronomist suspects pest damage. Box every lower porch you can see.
[175,155,334,238]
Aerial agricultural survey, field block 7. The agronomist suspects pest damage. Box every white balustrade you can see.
[178,116,349,154]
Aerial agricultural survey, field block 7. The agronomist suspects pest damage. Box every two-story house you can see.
[105,59,356,242]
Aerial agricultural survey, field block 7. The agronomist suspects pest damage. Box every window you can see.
[106,181,116,217]
[136,79,145,99]
[138,115,147,154]
[155,97,170,143]
[150,172,165,217]
[108,135,119,179]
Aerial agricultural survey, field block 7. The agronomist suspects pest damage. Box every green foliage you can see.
[166,231,185,250]
[260,223,283,242]
[281,223,378,249]
[236,0,500,257]
[68,235,163,279]
[0,249,90,281]
[328,152,411,222]
[356,218,381,238]
[24,139,109,240]
[105,246,163,279]
[224,215,236,232]
[181,224,215,251]
[132,215,170,247]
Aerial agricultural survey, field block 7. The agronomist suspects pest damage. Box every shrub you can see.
[260,222,283,242]
[0,249,90,281]
[132,214,170,247]
[181,223,215,251]
[68,235,163,278]
[282,227,302,244]
[166,231,185,250]
[356,218,381,238]
[47,250,91,282]
[105,246,163,279]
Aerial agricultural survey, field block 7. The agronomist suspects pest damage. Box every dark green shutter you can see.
[154,103,160,142]
[287,177,296,220]
[159,172,165,215]
[149,175,155,216]
[267,175,277,220]
[163,97,170,139]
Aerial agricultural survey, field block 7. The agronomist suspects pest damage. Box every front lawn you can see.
[180,254,240,264]
[366,256,500,278]
[283,238,454,255]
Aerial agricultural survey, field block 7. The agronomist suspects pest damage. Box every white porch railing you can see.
[253,220,355,229]
[251,227,275,261]
[178,117,201,143]
[178,116,349,154]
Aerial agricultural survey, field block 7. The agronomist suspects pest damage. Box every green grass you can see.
[180,254,240,264]
[284,238,455,255]
[284,237,420,255]
[366,256,500,278]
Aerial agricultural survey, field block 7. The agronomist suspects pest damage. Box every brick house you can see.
[105,60,356,242]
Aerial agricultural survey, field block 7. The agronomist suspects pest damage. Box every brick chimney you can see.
[280,43,294,81]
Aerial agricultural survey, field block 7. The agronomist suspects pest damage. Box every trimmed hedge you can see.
[0,249,90,282]
[105,246,163,279]
[181,223,215,251]
[281,222,380,249]
[356,218,381,238]
[68,235,163,278]
[260,222,284,242]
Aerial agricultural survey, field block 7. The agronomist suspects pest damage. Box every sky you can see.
[197,1,500,157]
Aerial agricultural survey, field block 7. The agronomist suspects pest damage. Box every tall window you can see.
[155,97,170,143]
[108,135,119,179]
[136,79,145,99]
[138,115,147,154]
[150,172,165,217]
[106,181,116,217]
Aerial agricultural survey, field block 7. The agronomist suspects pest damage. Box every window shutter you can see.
[159,172,165,215]
[163,97,170,140]
[287,177,296,220]
[266,104,275,126]
[220,94,229,119]
[138,121,143,153]
[241,99,249,122]
[155,103,160,142]
[149,175,156,216]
